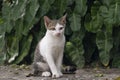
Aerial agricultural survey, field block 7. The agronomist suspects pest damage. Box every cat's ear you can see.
[44,16,51,27]
[59,13,67,24]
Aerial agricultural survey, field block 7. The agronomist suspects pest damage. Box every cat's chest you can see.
[40,35,65,51]
[48,39,64,47]
[39,35,65,60]
[44,35,65,45]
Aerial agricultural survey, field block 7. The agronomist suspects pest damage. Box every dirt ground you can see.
[0,65,120,80]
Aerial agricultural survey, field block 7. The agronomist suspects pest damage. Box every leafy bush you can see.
[0,0,120,68]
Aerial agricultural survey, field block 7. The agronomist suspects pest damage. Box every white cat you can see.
[33,14,67,78]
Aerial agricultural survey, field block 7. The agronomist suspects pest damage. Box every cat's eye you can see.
[59,27,63,30]
[50,28,55,30]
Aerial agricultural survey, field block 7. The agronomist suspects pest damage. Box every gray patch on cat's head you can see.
[47,20,58,30]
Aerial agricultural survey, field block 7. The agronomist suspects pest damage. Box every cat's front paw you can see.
[58,71,63,76]
[42,71,51,77]
[52,72,62,78]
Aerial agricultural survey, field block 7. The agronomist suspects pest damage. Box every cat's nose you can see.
[56,33,61,36]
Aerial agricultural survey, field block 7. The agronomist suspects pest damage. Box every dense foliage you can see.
[0,0,120,68]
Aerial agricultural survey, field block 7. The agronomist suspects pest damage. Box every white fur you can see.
[39,23,65,78]
[42,71,51,77]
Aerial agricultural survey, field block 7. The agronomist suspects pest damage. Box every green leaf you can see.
[23,0,39,35]
[85,13,103,33]
[85,1,103,33]
[74,0,87,17]
[14,19,23,37]
[53,0,68,16]
[99,1,120,26]
[40,0,51,17]
[0,33,5,64]
[7,35,19,63]
[0,23,6,34]
[99,6,114,25]
[69,13,81,31]
[66,29,85,68]
[66,41,85,68]
[11,0,27,20]
[101,0,114,6]
[13,35,33,64]
[2,2,14,33]
[96,30,113,66]
[91,0,101,16]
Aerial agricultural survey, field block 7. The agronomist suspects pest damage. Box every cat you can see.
[33,14,67,78]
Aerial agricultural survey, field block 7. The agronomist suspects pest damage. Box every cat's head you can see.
[44,14,67,37]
